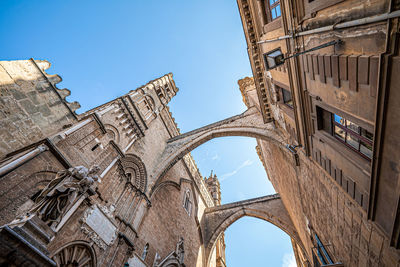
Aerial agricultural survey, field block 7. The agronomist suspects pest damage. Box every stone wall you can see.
[0,59,79,158]
[258,138,400,266]
[0,62,220,267]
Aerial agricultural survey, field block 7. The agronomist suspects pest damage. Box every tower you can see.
[205,171,226,267]
[205,171,221,206]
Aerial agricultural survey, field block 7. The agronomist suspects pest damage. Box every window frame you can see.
[312,234,334,266]
[265,0,281,21]
[281,88,293,109]
[273,81,295,118]
[183,190,192,216]
[316,107,373,161]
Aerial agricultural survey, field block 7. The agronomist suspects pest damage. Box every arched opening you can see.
[52,241,97,267]
[191,137,276,203]
[224,217,295,267]
[205,209,306,267]
[149,107,288,194]
[184,136,301,266]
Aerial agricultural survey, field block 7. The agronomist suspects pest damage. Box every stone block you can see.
[19,99,38,114]
[10,88,27,100]
[37,104,52,117]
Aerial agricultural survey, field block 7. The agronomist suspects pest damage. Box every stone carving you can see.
[82,205,118,245]
[176,237,185,264]
[80,225,107,250]
[100,204,116,218]
[152,253,161,267]
[29,165,100,228]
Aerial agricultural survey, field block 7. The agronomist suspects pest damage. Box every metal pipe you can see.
[0,145,48,177]
[258,10,400,44]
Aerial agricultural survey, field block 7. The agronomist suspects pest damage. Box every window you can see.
[141,243,149,260]
[267,0,281,20]
[282,88,293,108]
[317,107,373,160]
[312,234,334,267]
[183,190,192,216]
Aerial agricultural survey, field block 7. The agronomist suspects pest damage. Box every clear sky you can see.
[0,1,294,266]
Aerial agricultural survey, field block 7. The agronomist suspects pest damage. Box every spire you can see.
[205,171,221,205]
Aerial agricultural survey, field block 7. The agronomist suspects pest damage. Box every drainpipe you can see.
[258,10,400,44]
[0,145,48,177]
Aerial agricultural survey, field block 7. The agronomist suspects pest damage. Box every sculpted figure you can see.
[29,165,100,227]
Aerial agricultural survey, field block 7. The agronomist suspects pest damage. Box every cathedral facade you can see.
[0,59,226,267]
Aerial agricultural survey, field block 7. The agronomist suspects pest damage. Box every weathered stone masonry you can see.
[0,59,299,267]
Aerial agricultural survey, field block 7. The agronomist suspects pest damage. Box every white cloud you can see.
[220,159,253,181]
[282,253,297,267]
[239,159,253,168]
[211,154,219,160]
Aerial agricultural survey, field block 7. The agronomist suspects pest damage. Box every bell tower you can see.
[205,171,221,206]
[205,171,226,267]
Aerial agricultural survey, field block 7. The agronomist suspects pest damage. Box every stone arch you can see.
[13,170,60,219]
[104,124,120,144]
[149,107,288,193]
[120,154,147,193]
[150,178,200,224]
[52,240,97,267]
[151,180,181,197]
[202,195,308,267]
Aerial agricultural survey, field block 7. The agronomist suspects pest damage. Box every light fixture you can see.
[263,39,343,70]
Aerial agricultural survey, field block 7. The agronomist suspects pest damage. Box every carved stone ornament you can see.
[176,237,185,264]
[80,225,107,250]
[28,165,100,229]
[81,205,118,247]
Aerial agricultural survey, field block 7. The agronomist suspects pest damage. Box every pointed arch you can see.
[202,195,309,267]
[149,107,287,194]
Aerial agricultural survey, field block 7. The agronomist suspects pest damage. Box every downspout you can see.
[0,145,48,177]
[280,0,303,146]
[258,10,400,44]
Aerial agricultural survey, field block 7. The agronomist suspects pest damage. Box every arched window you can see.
[156,86,166,104]
[183,190,192,216]
[137,95,156,124]
[141,243,149,260]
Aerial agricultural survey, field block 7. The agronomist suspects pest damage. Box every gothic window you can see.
[317,107,373,160]
[53,241,96,267]
[141,243,149,260]
[183,190,192,216]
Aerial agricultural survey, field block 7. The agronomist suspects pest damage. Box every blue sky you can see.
[0,1,294,266]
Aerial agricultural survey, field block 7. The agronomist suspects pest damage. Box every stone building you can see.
[236,0,400,266]
[2,1,400,266]
[0,59,228,267]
